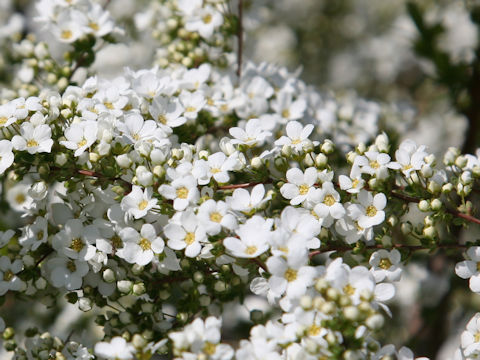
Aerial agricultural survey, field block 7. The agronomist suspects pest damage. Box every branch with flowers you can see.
[2,1,480,360]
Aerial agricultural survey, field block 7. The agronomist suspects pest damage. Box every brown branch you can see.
[309,243,468,258]
[218,181,267,190]
[236,0,243,79]
[251,257,268,273]
[77,169,132,191]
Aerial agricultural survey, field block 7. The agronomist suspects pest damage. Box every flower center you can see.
[245,245,257,255]
[284,268,297,282]
[323,194,335,206]
[3,270,14,282]
[70,238,84,252]
[27,139,38,148]
[366,205,377,217]
[176,187,189,199]
[0,117,7,125]
[185,106,196,113]
[307,324,321,336]
[291,138,301,145]
[185,232,195,245]
[202,14,213,24]
[379,258,392,270]
[281,109,290,118]
[403,164,412,171]
[211,167,221,174]
[343,284,355,295]
[111,234,123,249]
[37,230,44,240]
[369,160,380,169]
[67,260,76,272]
[475,331,480,343]
[210,212,222,223]
[139,238,151,251]
[157,115,167,124]
[138,199,149,210]
[61,30,73,39]
[104,102,114,110]
[77,139,87,148]
[15,193,25,204]
[299,184,310,195]
[352,179,360,188]
[203,342,216,355]
[89,22,99,31]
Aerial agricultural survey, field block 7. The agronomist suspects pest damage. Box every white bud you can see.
[430,198,442,211]
[133,282,146,295]
[442,183,453,193]
[461,171,473,185]
[347,151,357,164]
[300,296,313,310]
[344,306,359,321]
[198,150,209,160]
[315,153,328,168]
[425,154,436,165]
[251,157,262,169]
[455,155,468,168]
[418,200,430,212]
[366,314,384,330]
[281,144,293,157]
[136,166,153,187]
[420,164,433,178]
[22,254,34,267]
[219,137,236,155]
[356,142,366,154]
[78,297,92,312]
[171,148,184,160]
[444,147,459,165]
[302,139,314,153]
[150,148,168,165]
[116,154,132,169]
[55,153,68,166]
[103,269,116,283]
[427,180,441,194]
[89,152,100,163]
[214,281,226,292]
[119,312,132,324]
[35,277,47,290]
[375,132,389,152]
[321,140,335,154]
[117,280,132,293]
[423,226,436,239]
[29,181,47,200]
[303,153,314,167]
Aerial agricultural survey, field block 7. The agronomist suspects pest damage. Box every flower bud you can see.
[461,171,473,185]
[117,280,132,293]
[343,306,359,321]
[78,297,92,312]
[321,140,335,154]
[455,155,468,168]
[133,282,146,295]
[116,154,132,168]
[420,164,433,178]
[315,153,328,168]
[103,269,116,283]
[366,314,384,330]
[251,157,262,169]
[430,198,442,211]
[418,200,430,212]
[55,153,68,166]
[423,226,436,239]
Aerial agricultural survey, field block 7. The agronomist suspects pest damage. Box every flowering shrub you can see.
[1,0,480,359]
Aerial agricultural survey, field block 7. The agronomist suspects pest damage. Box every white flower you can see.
[0,256,24,295]
[19,216,48,251]
[369,249,402,282]
[0,140,14,174]
[266,252,316,299]
[52,219,98,261]
[12,123,53,154]
[229,118,272,147]
[120,186,157,219]
[193,152,236,185]
[60,120,98,156]
[51,9,87,43]
[395,139,428,177]
[118,113,158,144]
[184,5,223,39]
[83,3,115,37]
[117,224,164,266]
[275,120,314,151]
[47,256,89,290]
[348,190,386,229]
[227,184,271,213]
[169,317,233,360]
[197,199,237,235]
[150,96,186,129]
[351,150,400,179]
[271,92,307,121]
[280,167,318,206]
[456,247,480,292]
[461,313,480,357]
[339,174,365,194]
[164,210,206,258]
[312,181,345,227]
[95,337,135,360]
[180,90,206,120]
[0,101,16,127]
[223,216,273,258]
[158,175,199,211]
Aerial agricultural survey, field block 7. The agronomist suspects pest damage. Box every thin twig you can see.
[236,0,243,79]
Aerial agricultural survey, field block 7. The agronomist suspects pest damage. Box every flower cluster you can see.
[0,0,479,359]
